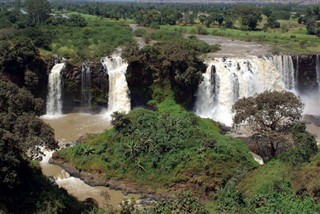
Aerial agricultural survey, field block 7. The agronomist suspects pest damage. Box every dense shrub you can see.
[280,123,318,165]
[58,101,257,201]
[248,179,320,213]
[216,181,246,212]
[153,192,208,214]
[0,77,57,154]
[133,28,146,37]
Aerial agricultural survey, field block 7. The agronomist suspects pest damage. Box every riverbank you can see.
[49,156,158,199]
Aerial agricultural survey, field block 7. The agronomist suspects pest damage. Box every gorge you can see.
[39,52,320,210]
[3,3,320,212]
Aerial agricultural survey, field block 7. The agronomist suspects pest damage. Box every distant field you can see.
[160,18,320,55]
[43,12,134,63]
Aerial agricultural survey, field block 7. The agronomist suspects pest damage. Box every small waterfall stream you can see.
[81,63,92,110]
[101,55,131,115]
[296,55,299,87]
[272,55,295,90]
[316,55,320,91]
[45,63,65,117]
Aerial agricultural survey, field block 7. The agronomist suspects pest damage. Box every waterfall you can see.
[46,63,65,117]
[101,55,130,114]
[271,55,295,90]
[194,57,286,126]
[81,63,92,110]
[296,56,299,87]
[195,65,219,119]
[316,55,320,91]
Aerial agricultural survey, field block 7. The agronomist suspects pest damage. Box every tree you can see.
[266,15,280,29]
[306,17,320,36]
[234,6,262,30]
[0,130,24,190]
[232,91,303,158]
[68,14,87,27]
[198,14,207,24]
[0,76,58,155]
[25,0,51,24]
[111,111,131,132]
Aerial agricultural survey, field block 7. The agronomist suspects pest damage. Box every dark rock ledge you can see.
[49,155,160,201]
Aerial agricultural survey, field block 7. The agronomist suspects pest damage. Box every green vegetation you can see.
[56,98,257,200]
[0,76,90,213]
[298,7,320,36]
[160,23,320,54]
[229,91,319,213]
[48,2,320,54]
[152,192,208,214]
[0,8,134,62]
[119,192,208,214]
[233,154,320,213]
[25,0,50,24]
[48,13,133,62]
[55,93,320,213]
[233,5,263,31]
[1,2,320,213]
[232,91,304,159]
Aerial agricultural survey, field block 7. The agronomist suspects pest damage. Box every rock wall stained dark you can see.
[293,55,319,93]
[60,61,108,113]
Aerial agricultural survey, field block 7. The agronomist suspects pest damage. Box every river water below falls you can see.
[41,113,139,209]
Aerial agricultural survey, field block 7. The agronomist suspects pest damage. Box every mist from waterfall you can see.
[81,63,92,110]
[45,63,65,118]
[101,55,130,116]
[302,55,320,116]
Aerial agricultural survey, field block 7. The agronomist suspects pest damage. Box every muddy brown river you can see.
[40,113,139,209]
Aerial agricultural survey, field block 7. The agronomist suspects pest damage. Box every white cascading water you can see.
[296,55,299,87]
[271,55,295,90]
[101,55,130,115]
[81,63,92,110]
[46,63,65,117]
[316,55,320,92]
[195,56,290,126]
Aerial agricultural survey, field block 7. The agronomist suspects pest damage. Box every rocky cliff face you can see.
[43,54,319,114]
[60,61,108,113]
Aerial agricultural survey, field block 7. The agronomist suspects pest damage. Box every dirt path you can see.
[193,34,273,58]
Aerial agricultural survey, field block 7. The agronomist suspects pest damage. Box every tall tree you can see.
[25,0,50,24]
[232,91,303,157]
[234,5,262,30]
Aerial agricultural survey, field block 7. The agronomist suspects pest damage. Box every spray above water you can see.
[316,55,320,92]
[45,63,65,118]
[101,55,131,117]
